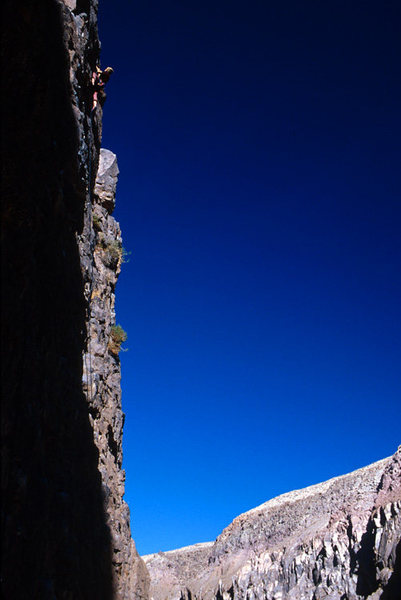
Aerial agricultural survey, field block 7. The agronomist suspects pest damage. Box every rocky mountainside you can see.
[1,0,147,597]
[144,449,401,600]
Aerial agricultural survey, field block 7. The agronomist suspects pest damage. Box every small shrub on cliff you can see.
[107,240,121,264]
[99,239,121,269]
[93,213,102,231]
[109,324,127,355]
[98,236,130,268]
[121,247,131,263]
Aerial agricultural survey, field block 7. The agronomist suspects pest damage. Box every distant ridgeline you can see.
[1,1,147,598]
[144,450,401,600]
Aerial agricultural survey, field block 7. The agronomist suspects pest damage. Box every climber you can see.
[92,66,114,111]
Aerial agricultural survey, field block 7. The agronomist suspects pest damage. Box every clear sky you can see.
[98,1,401,556]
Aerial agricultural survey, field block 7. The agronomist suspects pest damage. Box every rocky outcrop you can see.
[1,0,147,598]
[81,147,149,600]
[144,450,401,600]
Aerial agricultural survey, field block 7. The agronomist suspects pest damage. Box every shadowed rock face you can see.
[144,450,401,600]
[1,1,147,598]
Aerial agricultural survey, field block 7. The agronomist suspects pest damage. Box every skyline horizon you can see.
[99,0,401,555]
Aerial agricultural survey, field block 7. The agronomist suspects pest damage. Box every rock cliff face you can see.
[82,147,149,599]
[144,450,401,600]
[1,0,147,597]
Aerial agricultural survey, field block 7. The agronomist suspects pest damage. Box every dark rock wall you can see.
[1,1,146,597]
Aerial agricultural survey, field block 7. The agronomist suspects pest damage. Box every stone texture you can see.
[66,0,148,596]
[1,0,111,596]
[1,1,147,598]
[94,148,120,213]
[144,449,401,600]
[81,148,149,599]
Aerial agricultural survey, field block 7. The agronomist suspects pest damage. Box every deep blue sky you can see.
[98,1,401,555]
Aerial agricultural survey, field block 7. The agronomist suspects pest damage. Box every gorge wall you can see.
[1,0,147,597]
[2,3,400,600]
[144,449,401,600]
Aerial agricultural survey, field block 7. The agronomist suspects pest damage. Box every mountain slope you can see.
[144,449,401,600]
